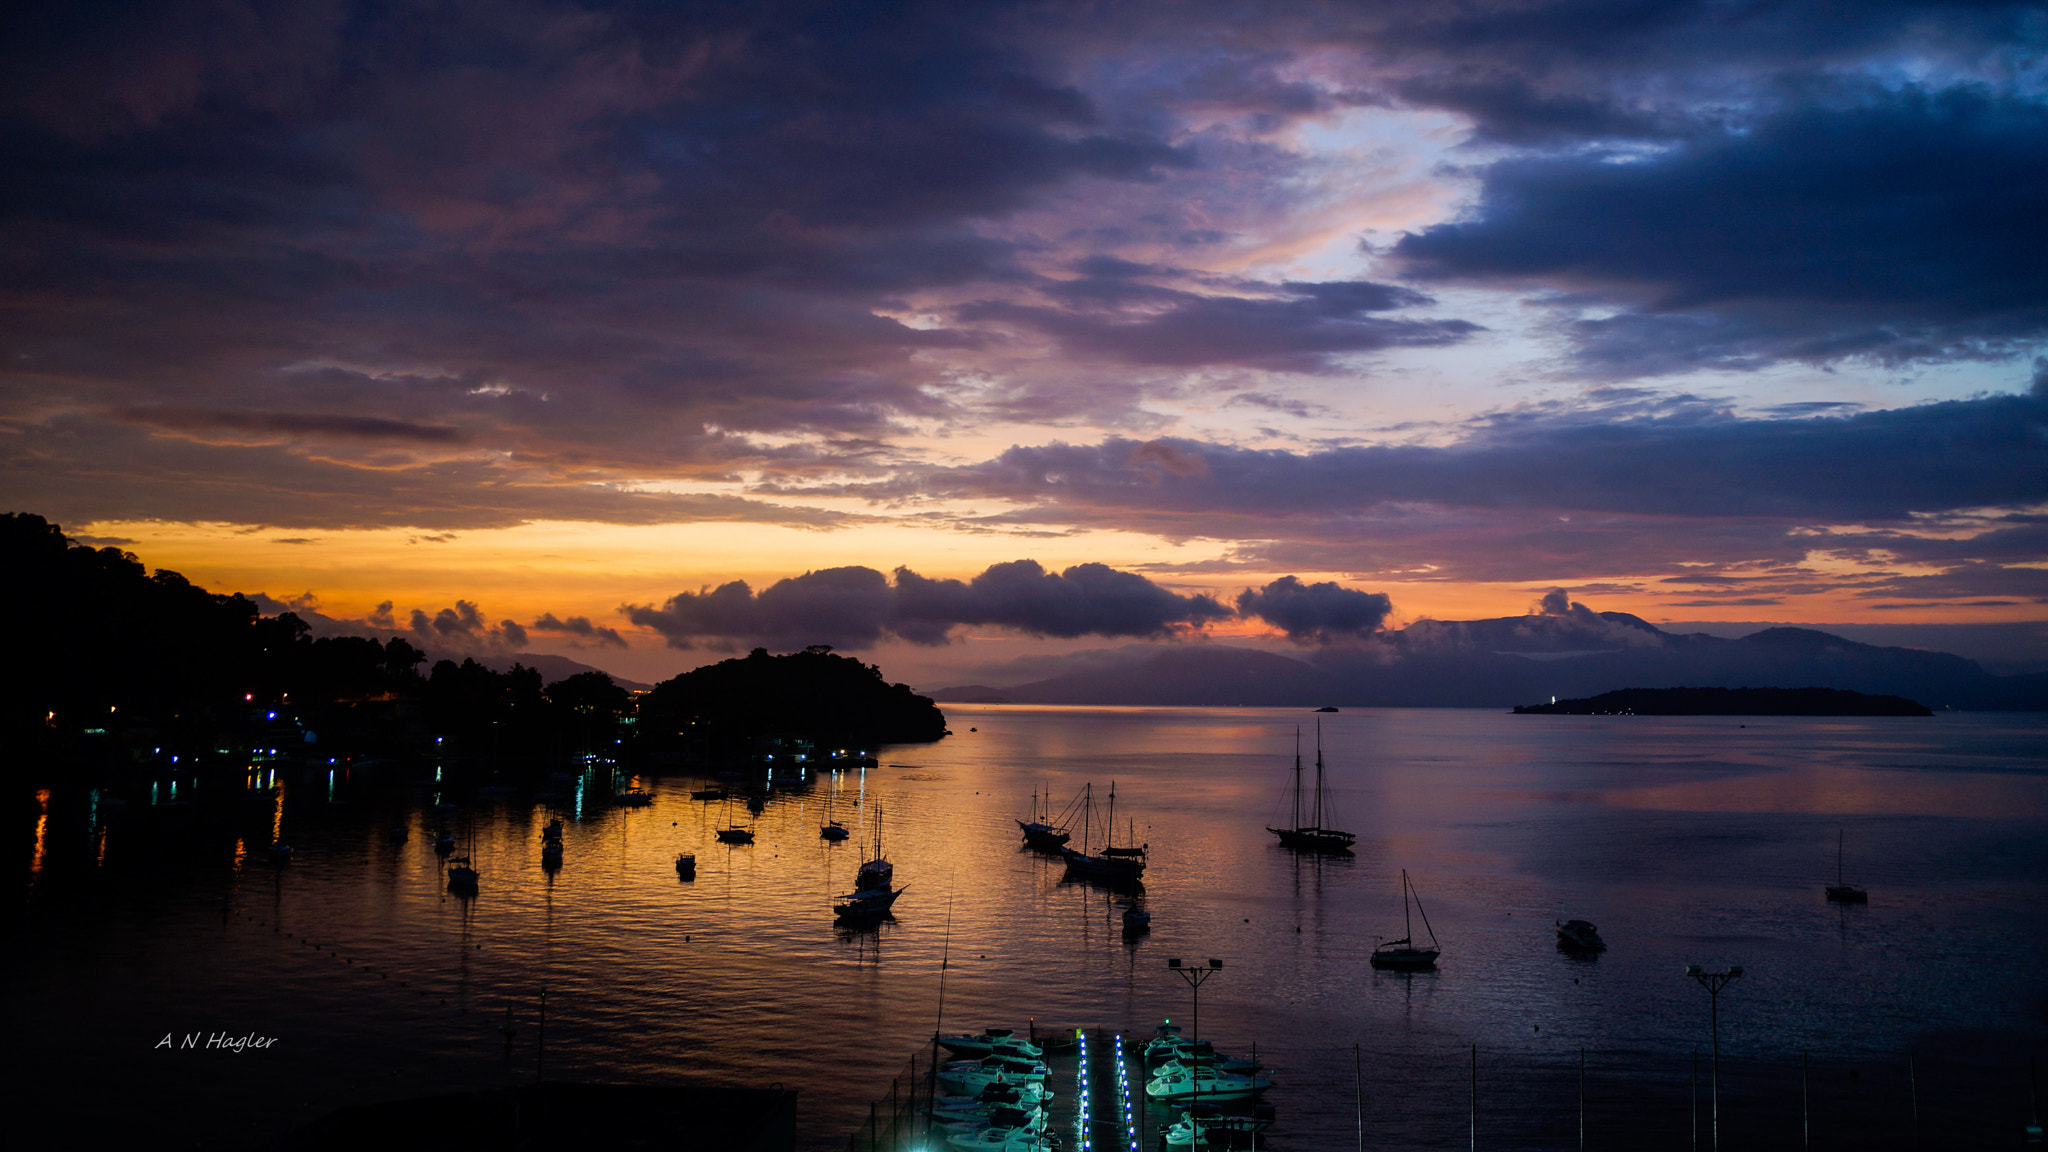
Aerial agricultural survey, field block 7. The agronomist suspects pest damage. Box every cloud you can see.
[961,279,1477,372]
[625,560,1230,651]
[1395,85,2048,374]
[532,612,628,649]
[1235,576,1393,644]
[875,384,2048,525]
[409,600,528,650]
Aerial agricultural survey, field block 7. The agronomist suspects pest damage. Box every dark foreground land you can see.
[1513,686,1935,716]
[293,1083,796,1152]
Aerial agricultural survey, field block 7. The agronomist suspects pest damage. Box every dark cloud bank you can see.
[2,0,2043,548]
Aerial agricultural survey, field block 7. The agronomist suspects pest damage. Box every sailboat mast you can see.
[1403,869,1413,940]
[1292,728,1304,830]
[1314,718,1325,831]
[1082,783,1092,855]
[1107,781,1118,849]
[1837,828,1845,886]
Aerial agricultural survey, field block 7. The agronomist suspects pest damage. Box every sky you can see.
[3,0,2046,686]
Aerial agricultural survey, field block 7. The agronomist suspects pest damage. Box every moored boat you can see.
[1144,1064,1273,1103]
[940,1028,1044,1060]
[1369,869,1441,970]
[1826,828,1868,904]
[1266,723,1356,854]
[447,856,479,892]
[1059,782,1146,883]
[1555,919,1605,952]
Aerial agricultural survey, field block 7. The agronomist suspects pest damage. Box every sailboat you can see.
[1060,782,1146,883]
[855,804,892,891]
[714,795,755,844]
[1016,783,1071,852]
[1825,828,1868,904]
[1369,869,1440,969]
[820,790,850,840]
[1266,723,1356,854]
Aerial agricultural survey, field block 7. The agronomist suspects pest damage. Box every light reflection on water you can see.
[16,707,2048,1150]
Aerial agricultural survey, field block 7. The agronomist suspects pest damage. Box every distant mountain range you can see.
[933,606,2047,710]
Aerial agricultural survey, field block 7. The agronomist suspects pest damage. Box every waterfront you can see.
[17,706,2048,1149]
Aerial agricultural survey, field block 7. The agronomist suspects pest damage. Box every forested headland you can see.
[2,513,946,784]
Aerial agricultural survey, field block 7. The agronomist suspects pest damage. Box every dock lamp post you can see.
[1167,959,1223,1110]
[1685,965,1743,1152]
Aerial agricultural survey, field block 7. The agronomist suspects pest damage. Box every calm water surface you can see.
[17,707,2048,1150]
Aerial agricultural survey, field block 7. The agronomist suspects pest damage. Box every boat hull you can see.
[1369,947,1439,970]
[1267,826,1356,854]
[1825,885,1868,904]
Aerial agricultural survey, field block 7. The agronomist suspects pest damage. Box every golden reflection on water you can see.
[30,787,49,875]
[16,707,2048,1152]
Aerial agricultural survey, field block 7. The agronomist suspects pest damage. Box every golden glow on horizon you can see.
[63,516,2044,682]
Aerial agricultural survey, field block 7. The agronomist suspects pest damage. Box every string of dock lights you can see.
[1077,1029,1091,1152]
[1115,1032,1138,1152]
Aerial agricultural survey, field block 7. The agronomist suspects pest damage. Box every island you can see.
[1511,686,1934,716]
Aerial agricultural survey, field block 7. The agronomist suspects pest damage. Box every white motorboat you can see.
[945,1126,1059,1152]
[1142,1019,1186,1062]
[934,1081,1054,1111]
[931,1105,1046,1136]
[1164,1110,1270,1149]
[1152,1044,1261,1075]
[938,1057,1050,1095]
[1144,1064,1273,1104]
[940,1028,1044,1059]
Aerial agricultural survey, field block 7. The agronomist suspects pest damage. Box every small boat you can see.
[541,841,563,868]
[541,818,564,843]
[944,1125,1059,1152]
[856,805,893,892]
[934,1081,1055,1112]
[1151,1043,1260,1075]
[1059,783,1146,883]
[434,832,456,854]
[268,844,293,864]
[1122,903,1152,933]
[690,787,727,801]
[447,856,479,892]
[1164,1108,1271,1149]
[613,789,654,807]
[1555,919,1605,952]
[1826,828,1868,904]
[1144,1064,1274,1103]
[1142,1019,1186,1062]
[938,1057,1051,1095]
[931,1103,1047,1136]
[821,793,850,840]
[391,826,409,842]
[746,792,766,814]
[1369,869,1441,970]
[940,1029,1044,1060]
[1267,723,1356,854]
[715,797,754,843]
[675,853,696,878]
[834,884,906,922]
[1017,784,1071,852]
